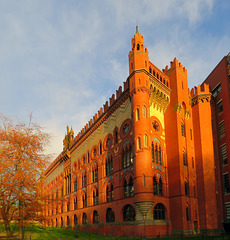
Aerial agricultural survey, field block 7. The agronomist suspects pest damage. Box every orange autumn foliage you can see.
[0,114,50,238]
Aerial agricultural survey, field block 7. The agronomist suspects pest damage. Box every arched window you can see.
[154,203,166,220]
[66,199,70,212]
[61,217,63,228]
[99,142,102,155]
[137,44,140,50]
[142,106,147,118]
[73,180,77,192]
[67,215,70,226]
[137,137,141,150]
[106,208,115,222]
[152,142,163,165]
[56,218,58,227]
[159,146,162,165]
[88,151,90,163]
[106,183,114,202]
[122,141,132,168]
[136,108,140,121]
[124,177,134,198]
[114,128,118,144]
[155,145,158,163]
[82,192,87,208]
[74,214,77,226]
[82,213,87,224]
[92,163,98,182]
[82,170,87,187]
[144,134,148,147]
[74,196,77,210]
[153,176,163,196]
[123,204,135,222]
[93,188,98,205]
[93,210,99,224]
[105,154,113,176]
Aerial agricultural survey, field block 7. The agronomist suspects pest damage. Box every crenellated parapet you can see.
[149,61,170,88]
[69,79,130,151]
[190,83,212,107]
[149,75,170,113]
[163,57,187,77]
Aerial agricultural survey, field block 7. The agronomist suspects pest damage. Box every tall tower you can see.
[128,27,153,221]
[128,27,170,226]
[191,84,218,229]
[164,58,199,233]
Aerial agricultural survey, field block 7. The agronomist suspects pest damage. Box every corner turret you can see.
[128,26,149,74]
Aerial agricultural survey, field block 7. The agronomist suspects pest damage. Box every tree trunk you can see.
[18,200,24,240]
[4,220,12,237]
[18,224,24,240]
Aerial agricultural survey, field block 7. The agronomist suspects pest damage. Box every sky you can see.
[0,0,229,159]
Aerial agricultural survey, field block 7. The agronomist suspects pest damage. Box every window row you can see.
[47,174,166,215]
[149,67,169,87]
[136,106,147,121]
[74,120,132,168]
[48,203,168,227]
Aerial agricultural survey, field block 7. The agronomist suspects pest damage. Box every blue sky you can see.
[0,0,229,158]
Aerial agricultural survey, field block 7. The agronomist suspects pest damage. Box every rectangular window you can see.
[186,206,190,221]
[185,182,189,196]
[223,173,230,194]
[226,203,230,220]
[217,100,223,114]
[221,144,228,165]
[82,175,87,187]
[73,181,77,192]
[181,123,185,137]
[212,83,221,97]
[219,121,225,138]
[183,152,187,166]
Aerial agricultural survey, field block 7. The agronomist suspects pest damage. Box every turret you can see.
[128,27,153,223]
[129,26,149,75]
[191,83,218,229]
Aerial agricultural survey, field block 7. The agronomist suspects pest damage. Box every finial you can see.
[136,26,139,36]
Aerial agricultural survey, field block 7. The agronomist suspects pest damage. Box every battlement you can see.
[70,79,129,148]
[149,61,170,88]
[163,57,187,75]
[190,83,210,97]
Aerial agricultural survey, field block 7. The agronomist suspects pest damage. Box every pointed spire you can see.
[136,26,139,36]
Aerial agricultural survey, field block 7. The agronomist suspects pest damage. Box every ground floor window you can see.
[106,208,115,222]
[123,204,135,221]
[74,214,77,226]
[154,203,165,220]
[93,210,99,223]
[226,203,230,220]
[82,212,87,224]
[66,215,70,226]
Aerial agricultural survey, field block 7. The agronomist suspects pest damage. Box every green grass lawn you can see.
[0,225,229,240]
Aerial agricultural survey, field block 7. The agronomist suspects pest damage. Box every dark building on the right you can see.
[203,53,230,232]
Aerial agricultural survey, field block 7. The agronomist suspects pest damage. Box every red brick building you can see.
[203,53,230,232]
[44,27,221,237]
